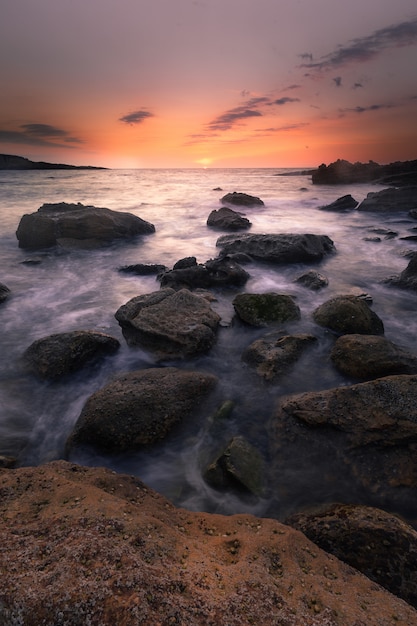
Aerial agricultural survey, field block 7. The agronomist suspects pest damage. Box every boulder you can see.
[16,202,155,249]
[287,503,417,609]
[233,293,301,327]
[159,257,250,290]
[220,191,264,207]
[204,436,265,496]
[357,187,417,213]
[0,282,11,304]
[115,288,221,359]
[385,252,417,291]
[330,334,417,380]
[319,194,359,211]
[242,332,317,381]
[23,330,120,380]
[66,367,217,453]
[294,269,329,290]
[173,256,198,269]
[118,263,167,275]
[216,233,335,264]
[312,159,382,184]
[207,206,251,231]
[313,295,384,335]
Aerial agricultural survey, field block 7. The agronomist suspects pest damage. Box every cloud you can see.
[119,110,154,125]
[333,76,342,87]
[282,84,302,91]
[273,97,300,105]
[339,103,396,115]
[258,122,310,133]
[0,124,83,147]
[301,17,417,71]
[207,98,268,131]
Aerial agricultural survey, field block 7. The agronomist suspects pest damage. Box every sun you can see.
[195,157,213,167]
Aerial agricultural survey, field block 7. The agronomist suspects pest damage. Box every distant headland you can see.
[311,158,417,185]
[0,154,106,170]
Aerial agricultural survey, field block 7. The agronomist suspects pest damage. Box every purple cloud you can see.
[119,110,154,125]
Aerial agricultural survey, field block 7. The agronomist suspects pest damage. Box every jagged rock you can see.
[242,332,317,381]
[330,334,417,380]
[220,191,264,207]
[115,288,221,359]
[313,295,384,335]
[357,187,417,213]
[207,206,251,231]
[159,257,250,290]
[312,159,382,184]
[66,367,217,453]
[216,233,335,264]
[0,455,16,468]
[23,330,120,380]
[233,293,301,327]
[118,263,167,275]
[287,503,417,609]
[16,202,155,249]
[204,436,265,496]
[385,252,417,290]
[173,256,197,269]
[0,282,11,304]
[319,194,359,211]
[294,269,329,290]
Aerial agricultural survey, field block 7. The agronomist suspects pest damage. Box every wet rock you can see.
[319,194,359,211]
[233,292,301,327]
[0,455,17,468]
[331,333,417,380]
[16,202,155,249]
[367,228,398,239]
[216,233,335,264]
[357,187,417,213]
[385,253,417,291]
[115,288,221,359]
[207,206,251,231]
[294,269,328,290]
[313,294,384,335]
[220,191,264,207]
[173,256,197,269]
[66,367,217,453]
[23,330,121,380]
[312,159,382,184]
[287,503,417,609]
[242,332,317,381]
[0,282,11,304]
[118,263,167,275]
[204,436,264,496]
[159,257,250,290]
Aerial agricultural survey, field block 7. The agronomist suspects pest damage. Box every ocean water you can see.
[1,167,417,521]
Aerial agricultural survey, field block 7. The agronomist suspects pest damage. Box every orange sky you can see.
[1,0,417,168]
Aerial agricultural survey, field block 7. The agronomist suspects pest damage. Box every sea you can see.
[1,167,417,522]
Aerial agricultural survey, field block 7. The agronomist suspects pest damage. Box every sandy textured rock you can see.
[243,332,317,380]
[233,292,301,327]
[313,295,384,335]
[1,461,416,625]
[295,269,329,290]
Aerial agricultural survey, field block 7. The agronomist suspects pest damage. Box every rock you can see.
[66,367,217,453]
[16,202,155,249]
[207,206,251,231]
[0,455,17,468]
[23,330,121,380]
[173,256,197,269]
[115,288,221,359]
[0,282,11,304]
[287,503,417,609]
[312,159,382,184]
[118,263,167,275]
[220,191,264,207]
[159,257,250,290]
[330,334,417,380]
[0,153,105,170]
[385,252,417,290]
[357,187,417,213]
[204,436,265,496]
[216,233,335,264]
[294,269,329,290]
[319,194,359,211]
[313,295,384,335]
[367,228,398,239]
[233,293,301,327]
[242,332,317,381]
[2,462,416,625]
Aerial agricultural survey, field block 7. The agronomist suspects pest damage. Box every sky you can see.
[1,0,417,168]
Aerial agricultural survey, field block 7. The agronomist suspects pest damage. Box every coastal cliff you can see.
[0,154,105,170]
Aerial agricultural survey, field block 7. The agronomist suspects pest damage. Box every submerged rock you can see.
[118,263,167,275]
[207,206,251,231]
[294,269,329,290]
[233,292,301,327]
[66,367,217,453]
[319,194,359,211]
[159,257,250,290]
[385,252,417,291]
[0,282,11,304]
[313,295,384,335]
[220,191,264,207]
[16,202,155,249]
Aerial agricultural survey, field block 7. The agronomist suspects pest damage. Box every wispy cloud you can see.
[333,76,342,87]
[273,97,300,105]
[119,110,154,125]
[339,102,396,115]
[0,124,83,147]
[207,97,268,131]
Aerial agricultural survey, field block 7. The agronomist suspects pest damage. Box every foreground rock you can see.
[233,292,301,326]
[294,269,329,290]
[207,206,251,230]
[313,295,384,335]
[23,330,120,379]
[0,282,11,304]
[287,503,417,609]
[357,187,417,213]
[319,194,358,211]
[118,263,167,275]
[115,288,221,359]
[330,333,417,380]
[66,367,217,453]
[16,202,155,249]
[220,191,264,207]
[385,253,417,291]
[1,461,416,625]
[217,233,335,263]
[159,256,250,290]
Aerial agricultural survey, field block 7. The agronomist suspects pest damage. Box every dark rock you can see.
[159,257,250,290]
[294,269,328,290]
[115,288,221,359]
[242,332,317,381]
[173,256,197,270]
[16,202,155,249]
[287,503,417,609]
[220,191,264,207]
[385,253,417,291]
[313,295,384,335]
[23,330,121,380]
[319,194,359,211]
[367,228,398,239]
[312,159,382,184]
[233,293,301,327]
[0,153,105,170]
[0,283,11,304]
[357,187,417,213]
[204,436,264,496]
[118,263,167,276]
[0,455,17,468]
[66,367,217,453]
[207,206,251,231]
[216,233,335,264]
[410,209,417,220]
[331,334,417,380]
